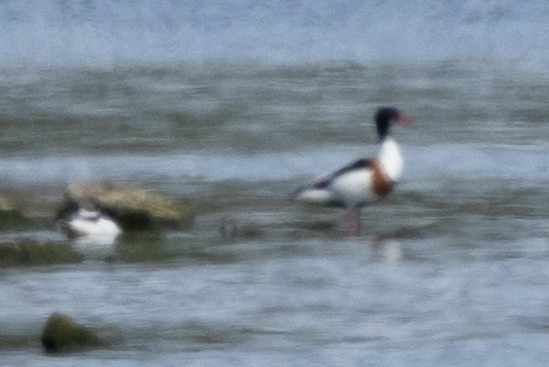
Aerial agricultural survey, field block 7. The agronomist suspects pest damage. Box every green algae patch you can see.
[41,313,103,353]
[0,209,29,229]
[0,195,31,229]
[57,182,194,231]
[0,242,81,267]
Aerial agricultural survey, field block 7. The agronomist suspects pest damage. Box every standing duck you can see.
[294,107,411,235]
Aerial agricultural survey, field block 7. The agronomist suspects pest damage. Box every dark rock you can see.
[41,312,102,353]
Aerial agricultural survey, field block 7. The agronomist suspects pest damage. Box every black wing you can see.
[313,158,371,189]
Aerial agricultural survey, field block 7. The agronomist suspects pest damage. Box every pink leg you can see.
[344,207,362,236]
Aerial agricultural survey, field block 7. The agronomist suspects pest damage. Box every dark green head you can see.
[374,107,411,141]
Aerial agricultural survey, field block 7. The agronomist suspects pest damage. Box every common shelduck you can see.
[57,207,122,241]
[294,107,411,235]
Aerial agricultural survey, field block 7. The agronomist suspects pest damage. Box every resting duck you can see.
[294,107,411,235]
[56,199,121,241]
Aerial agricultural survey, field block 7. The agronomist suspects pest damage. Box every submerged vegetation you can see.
[0,241,80,267]
[0,195,31,229]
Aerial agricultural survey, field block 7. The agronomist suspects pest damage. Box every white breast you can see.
[378,138,403,182]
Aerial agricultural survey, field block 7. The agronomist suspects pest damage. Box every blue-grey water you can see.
[1,1,549,366]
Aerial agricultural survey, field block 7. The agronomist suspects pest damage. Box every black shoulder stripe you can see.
[331,158,371,178]
[311,158,371,189]
[314,178,332,189]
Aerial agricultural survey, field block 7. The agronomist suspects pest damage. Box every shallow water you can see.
[2,2,549,363]
[0,59,548,366]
